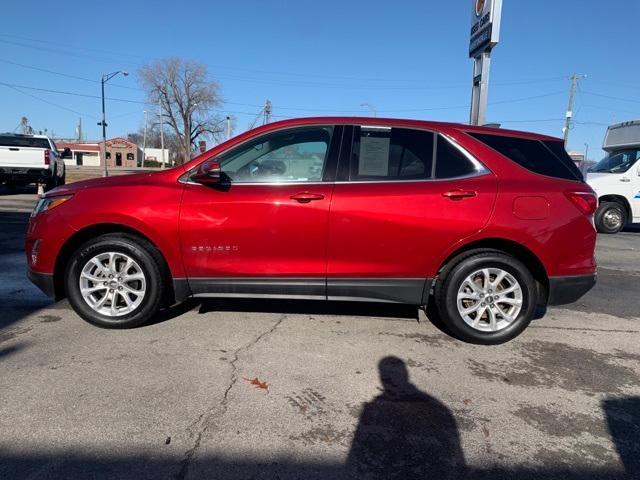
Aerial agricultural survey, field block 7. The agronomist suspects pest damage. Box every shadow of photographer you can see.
[346,356,466,479]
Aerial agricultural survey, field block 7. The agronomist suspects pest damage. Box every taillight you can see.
[44,150,50,165]
[565,191,598,216]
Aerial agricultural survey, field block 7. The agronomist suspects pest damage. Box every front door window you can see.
[217,127,332,183]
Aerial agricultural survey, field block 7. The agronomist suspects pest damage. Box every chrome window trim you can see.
[178,124,491,186]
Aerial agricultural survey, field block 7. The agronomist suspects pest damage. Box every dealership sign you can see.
[469,0,503,57]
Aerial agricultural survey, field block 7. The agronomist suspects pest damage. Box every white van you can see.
[587,120,640,233]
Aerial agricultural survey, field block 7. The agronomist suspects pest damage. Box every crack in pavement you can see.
[174,314,286,480]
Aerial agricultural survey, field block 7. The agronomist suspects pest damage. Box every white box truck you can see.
[587,120,640,233]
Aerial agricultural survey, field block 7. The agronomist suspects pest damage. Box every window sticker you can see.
[359,135,390,176]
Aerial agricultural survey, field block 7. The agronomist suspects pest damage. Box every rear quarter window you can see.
[468,132,583,182]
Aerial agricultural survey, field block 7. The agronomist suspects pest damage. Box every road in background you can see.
[0,191,638,479]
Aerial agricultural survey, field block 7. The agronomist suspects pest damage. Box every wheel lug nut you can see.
[481,302,486,307]
[103,282,108,286]
[490,303,495,308]
[109,289,114,293]
[118,286,123,291]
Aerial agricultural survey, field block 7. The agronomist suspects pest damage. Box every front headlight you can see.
[31,194,74,217]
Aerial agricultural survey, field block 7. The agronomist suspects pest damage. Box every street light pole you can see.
[99,70,128,177]
[142,110,148,168]
[158,101,166,168]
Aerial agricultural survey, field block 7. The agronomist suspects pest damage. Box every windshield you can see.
[588,149,640,173]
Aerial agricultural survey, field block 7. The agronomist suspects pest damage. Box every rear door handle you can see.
[442,189,477,200]
[620,178,630,182]
[290,192,325,203]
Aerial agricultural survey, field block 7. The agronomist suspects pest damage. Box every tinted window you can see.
[0,136,51,149]
[350,126,434,180]
[543,141,584,181]
[217,127,332,183]
[435,135,478,178]
[469,133,582,181]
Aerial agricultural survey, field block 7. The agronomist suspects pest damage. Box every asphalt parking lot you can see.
[0,187,639,479]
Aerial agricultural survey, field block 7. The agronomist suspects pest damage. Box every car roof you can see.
[253,116,563,142]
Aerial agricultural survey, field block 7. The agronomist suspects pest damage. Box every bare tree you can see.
[139,57,226,163]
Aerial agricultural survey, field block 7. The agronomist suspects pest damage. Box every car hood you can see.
[44,172,155,197]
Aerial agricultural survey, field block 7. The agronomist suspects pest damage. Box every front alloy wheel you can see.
[65,233,165,328]
[79,252,147,317]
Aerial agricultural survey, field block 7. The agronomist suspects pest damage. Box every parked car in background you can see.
[0,133,69,191]
[26,117,597,344]
[587,120,640,233]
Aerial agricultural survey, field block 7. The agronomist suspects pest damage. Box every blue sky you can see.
[1,0,638,158]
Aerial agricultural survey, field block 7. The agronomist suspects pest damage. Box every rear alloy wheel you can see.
[436,251,537,344]
[595,202,626,234]
[65,233,164,328]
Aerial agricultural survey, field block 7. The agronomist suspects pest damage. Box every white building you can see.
[142,148,170,166]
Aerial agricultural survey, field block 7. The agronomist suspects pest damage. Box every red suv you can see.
[26,118,597,344]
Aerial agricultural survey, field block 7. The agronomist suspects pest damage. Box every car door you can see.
[179,125,341,298]
[326,125,497,304]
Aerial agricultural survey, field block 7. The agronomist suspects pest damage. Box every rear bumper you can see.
[547,274,596,306]
[27,269,56,298]
[0,167,51,183]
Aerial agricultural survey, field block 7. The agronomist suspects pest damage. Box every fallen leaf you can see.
[243,377,269,391]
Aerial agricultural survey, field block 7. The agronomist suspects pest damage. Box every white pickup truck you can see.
[0,133,69,191]
[587,120,640,233]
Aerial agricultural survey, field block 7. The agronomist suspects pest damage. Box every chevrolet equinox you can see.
[26,118,597,344]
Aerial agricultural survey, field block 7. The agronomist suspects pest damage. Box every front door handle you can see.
[442,189,477,200]
[620,178,630,182]
[290,192,325,203]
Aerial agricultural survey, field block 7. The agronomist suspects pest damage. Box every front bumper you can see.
[27,269,56,298]
[547,274,596,306]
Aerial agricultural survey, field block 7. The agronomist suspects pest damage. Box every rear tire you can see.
[435,250,537,345]
[65,233,165,328]
[595,201,626,234]
[44,167,58,192]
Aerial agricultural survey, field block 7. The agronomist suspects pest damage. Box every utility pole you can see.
[142,110,148,168]
[158,101,166,168]
[563,73,586,146]
[76,117,83,142]
[226,116,231,140]
[263,100,272,125]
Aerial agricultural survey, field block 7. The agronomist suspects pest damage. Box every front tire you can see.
[65,233,165,328]
[435,251,537,344]
[595,201,626,234]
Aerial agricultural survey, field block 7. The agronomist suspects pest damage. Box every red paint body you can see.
[26,117,597,301]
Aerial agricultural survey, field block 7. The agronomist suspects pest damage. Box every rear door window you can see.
[0,136,51,149]
[468,132,582,181]
[349,126,434,181]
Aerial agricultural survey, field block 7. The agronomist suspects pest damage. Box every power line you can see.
[0,35,568,90]
[582,91,640,104]
[0,59,141,91]
[0,83,98,119]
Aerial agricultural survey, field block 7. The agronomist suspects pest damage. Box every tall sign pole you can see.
[469,0,503,126]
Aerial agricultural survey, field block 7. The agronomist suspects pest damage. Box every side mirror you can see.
[61,148,72,159]
[192,160,222,185]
